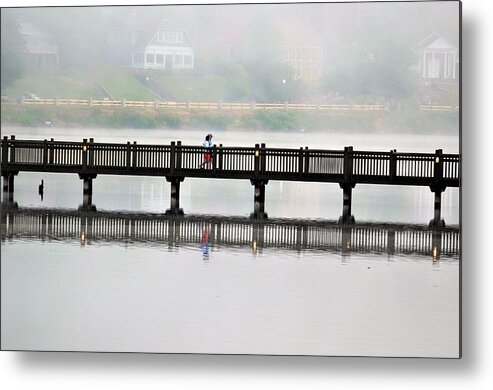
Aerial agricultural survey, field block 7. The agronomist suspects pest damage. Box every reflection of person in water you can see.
[201,229,211,261]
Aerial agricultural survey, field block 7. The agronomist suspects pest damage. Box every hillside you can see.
[2,65,459,108]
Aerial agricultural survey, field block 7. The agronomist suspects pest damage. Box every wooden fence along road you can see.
[1,209,460,260]
[0,136,460,226]
[1,96,459,112]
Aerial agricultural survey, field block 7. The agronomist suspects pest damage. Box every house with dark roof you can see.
[107,16,195,70]
[19,22,59,73]
[199,14,325,82]
[414,32,458,81]
[278,18,325,81]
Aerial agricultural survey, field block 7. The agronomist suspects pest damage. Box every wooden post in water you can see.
[2,173,9,203]
[78,174,97,211]
[339,183,355,224]
[7,174,15,203]
[2,171,18,208]
[165,177,184,215]
[250,179,268,219]
[429,149,445,229]
[339,146,355,224]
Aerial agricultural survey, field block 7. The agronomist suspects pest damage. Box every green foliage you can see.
[159,113,182,128]
[148,70,229,102]
[225,64,250,101]
[189,113,231,129]
[1,11,26,92]
[254,111,301,130]
[3,66,158,100]
[325,38,416,99]
[1,104,459,134]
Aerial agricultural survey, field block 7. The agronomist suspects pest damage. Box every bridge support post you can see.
[339,183,355,224]
[165,177,184,216]
[1,172,19,208]
[429,186,446,229]
[78,173,97,211]
[250,180,268,220]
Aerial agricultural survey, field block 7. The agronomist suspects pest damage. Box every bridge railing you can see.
[1,137,460,183]
[395,153,435,178]
[352,151,391,177]
[443,154,460,179]
[90,142,128,171]
[305,150,345,175]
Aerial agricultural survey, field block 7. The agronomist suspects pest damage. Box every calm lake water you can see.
[1,127,460,357]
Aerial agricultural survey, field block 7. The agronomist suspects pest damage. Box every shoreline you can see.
[1,104,459,135]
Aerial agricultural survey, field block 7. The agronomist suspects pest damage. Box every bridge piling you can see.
[165,177,184,216]
[250,180,268,219]
[78,174,97,211]
[339,146,355,224]
[1,172,18,208]
[429,149,446,229]
[429,188,445,229]
[339,184,355,224]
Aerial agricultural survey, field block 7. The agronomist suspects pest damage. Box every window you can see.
[289,48,296,61]
[174,54,184,67]
[184,55,192,67]
[146,53,155,64]
[156,54,164,65]
[158,31,183,43]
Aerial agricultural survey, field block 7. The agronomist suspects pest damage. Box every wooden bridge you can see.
[1,209,460,260]
[0,135,460,226]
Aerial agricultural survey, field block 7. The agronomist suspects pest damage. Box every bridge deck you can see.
[1,137,460,187]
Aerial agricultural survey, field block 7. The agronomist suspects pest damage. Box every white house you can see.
[414,32,458,81]
[107,17,195,70]
[19,22,59,73]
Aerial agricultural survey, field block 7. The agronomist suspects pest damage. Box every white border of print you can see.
[1,0,492,390]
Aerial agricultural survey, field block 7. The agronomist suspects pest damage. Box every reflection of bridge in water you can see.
[1,208,460,260]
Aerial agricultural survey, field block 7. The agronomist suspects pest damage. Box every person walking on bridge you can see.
[200,132,214,168]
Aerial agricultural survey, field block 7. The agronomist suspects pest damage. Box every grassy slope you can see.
[3,65,158,101]
[147,69,229,102]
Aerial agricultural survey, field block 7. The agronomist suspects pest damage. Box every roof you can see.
[275,17,324,48]
[203,15,324,50]
[108,14,194,50]
[19,22,51,37]
[413,32,457,51]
